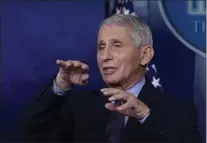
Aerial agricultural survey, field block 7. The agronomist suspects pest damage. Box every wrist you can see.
[135,108,150,120]
[55,76,73,90]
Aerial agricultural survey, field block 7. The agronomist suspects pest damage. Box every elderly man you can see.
[21,14,201,143]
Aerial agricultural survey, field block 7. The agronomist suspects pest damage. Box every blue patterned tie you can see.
[106,104,125,143]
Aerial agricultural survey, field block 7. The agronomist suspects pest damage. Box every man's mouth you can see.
[103,67,117,75]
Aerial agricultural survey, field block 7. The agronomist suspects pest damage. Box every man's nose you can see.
[102,48,113,61]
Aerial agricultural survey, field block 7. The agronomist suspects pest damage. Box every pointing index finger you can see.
[101,88,121,93]
[56,60,66,68]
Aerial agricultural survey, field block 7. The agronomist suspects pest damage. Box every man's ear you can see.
[140,45,154,66]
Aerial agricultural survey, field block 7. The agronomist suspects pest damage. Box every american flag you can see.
[107,0,164,91]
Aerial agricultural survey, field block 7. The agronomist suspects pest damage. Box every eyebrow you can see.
[111,38,122,43]
[97,38,122,47]
[98,40,106,47]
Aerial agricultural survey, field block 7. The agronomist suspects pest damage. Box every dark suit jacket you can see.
[20,79,202,143]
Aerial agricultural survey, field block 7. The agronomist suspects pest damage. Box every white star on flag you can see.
[146,66,149,71]
[151,76,161,88]
[151,64,157,73]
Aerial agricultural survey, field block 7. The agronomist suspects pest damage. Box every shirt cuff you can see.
[52,80,71,96]
[138,113,150,124]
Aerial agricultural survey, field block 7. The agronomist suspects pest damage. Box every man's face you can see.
[97,24,142,87]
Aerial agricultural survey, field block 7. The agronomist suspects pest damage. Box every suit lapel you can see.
[92,90,110,142]
[137,79,159,108]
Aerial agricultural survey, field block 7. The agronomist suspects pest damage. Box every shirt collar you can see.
[126,76,146,98]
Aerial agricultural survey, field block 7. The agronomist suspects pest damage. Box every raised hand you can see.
[101,88,150,120]
[55,60,89,90]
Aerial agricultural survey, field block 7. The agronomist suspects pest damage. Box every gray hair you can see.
[100,14,153,48]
